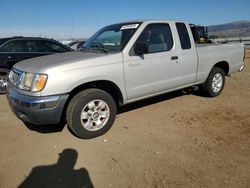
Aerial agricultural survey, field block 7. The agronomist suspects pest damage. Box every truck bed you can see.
[195,43,244,84]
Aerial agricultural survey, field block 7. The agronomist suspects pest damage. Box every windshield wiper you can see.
[78,47,87,52]
[79,45,109,54]
[96,47,108,53]
[90,45,108,54]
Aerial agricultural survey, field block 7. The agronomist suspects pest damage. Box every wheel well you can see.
[68,80,124,107]
[0,68,10,73]
[60,80,124,124]
[213,61,229,75]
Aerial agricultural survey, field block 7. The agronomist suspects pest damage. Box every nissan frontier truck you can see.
[6,20,245,138]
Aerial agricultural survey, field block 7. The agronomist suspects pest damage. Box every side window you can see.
[176,23,191,49]
[37,41,53,52]
[46,41,68,52]
[37,40,68,52]
[134,24,173,54]
[24,40,39,52]
[0,40,25,52]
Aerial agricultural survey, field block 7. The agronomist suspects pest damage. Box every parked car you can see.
[7,20,245,138]
[0,37,72,93]
[68,40,86,50]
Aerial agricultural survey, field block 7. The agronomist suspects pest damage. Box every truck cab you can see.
[122,21,198,101]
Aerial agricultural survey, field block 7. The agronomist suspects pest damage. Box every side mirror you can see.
[134,42,148,55]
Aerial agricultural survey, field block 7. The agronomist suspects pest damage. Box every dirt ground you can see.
[0,55,250,188]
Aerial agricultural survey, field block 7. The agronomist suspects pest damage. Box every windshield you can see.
[0,38,11,47]
[82,22,141,52]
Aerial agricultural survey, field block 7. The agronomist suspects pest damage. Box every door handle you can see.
[8,56,19,60]
[171,56,178,60]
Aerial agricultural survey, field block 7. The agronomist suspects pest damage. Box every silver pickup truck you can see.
[6,20,245,138]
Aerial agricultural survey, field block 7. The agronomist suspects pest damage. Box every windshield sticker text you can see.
[120,24,139,30]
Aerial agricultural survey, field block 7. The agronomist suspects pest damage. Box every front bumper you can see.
[6,86,69,125]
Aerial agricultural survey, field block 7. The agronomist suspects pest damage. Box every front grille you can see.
[9,69,23,86]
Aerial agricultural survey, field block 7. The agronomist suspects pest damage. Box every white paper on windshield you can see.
[120,24,139,30]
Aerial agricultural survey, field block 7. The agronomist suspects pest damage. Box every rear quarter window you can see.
[176,22,191,50]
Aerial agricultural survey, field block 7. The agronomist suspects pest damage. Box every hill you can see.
[208,21,250,38]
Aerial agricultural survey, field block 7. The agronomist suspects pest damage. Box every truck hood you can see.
[14,51,111,73]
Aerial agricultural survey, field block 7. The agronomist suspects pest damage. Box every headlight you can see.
[23,73,35,89]
[16,72,48,92]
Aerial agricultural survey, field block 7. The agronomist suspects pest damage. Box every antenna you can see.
[71,16,74,40]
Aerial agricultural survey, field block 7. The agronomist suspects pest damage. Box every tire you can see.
[201,67,225,97]
[0,69,10,94]
[66,89,117,139]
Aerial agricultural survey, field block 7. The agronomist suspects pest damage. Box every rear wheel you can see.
[0,69,9,94]
[201,67,225,97]
[66,89,117,139]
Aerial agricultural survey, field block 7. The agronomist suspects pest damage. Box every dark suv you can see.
[0,37,72,93]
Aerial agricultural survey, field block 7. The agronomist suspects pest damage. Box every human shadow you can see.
[18,148,94,188]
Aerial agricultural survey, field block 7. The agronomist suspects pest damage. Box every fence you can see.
[212,37,250,49]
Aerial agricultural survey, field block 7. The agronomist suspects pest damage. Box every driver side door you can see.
[123,23,181,101]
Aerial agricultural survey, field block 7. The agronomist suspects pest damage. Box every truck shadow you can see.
[24,121,66,134]
[118,86,201,114]
[23,87,201,133]
[18,148,94,188]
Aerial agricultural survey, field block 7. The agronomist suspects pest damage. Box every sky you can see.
[0,0,250,39]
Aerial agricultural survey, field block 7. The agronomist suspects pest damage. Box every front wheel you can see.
[0,69,10,94]
[66,89,117,139]
[201,67,225,97]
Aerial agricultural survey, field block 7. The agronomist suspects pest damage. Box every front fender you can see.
[41,63,127,101]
